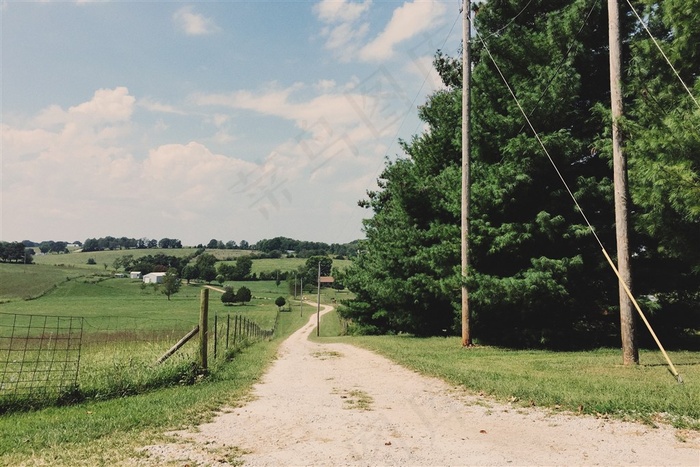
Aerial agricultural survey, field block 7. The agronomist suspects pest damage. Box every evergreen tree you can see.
[624,0,700,337]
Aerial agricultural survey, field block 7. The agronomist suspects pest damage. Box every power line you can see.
[475,28,605,251]
[624,0,700,111]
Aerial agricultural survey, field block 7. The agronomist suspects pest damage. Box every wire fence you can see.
[212,312,279,359]
[0,309,277,411]
[0,313,83,402]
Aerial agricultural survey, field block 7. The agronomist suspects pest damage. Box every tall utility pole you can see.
[608,0,638,364]
[316,261,321,337]
[461,0,472,347]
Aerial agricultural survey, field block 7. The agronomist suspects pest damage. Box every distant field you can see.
[31,249,352,275]
[205,249,254,260]
[248,257,353,275]
[31,248,199,269]
[0,276,284,327]
[0,263,87,301]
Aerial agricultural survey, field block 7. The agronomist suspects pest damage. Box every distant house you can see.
[143,272,166,284]
[130,271,142,279]
[319,276,335,287]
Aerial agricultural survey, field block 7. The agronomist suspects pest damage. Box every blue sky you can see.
[2,0,461,246]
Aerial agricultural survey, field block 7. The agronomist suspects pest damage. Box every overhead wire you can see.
[516,0,600,134]
[624,0,700,111]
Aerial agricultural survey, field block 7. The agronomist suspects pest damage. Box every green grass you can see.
[0,277,284,413]
[0,304,312,466]
[318,333,700,430]
[31,247,200,269]
[0,263,87,301]
[249,257,353,275]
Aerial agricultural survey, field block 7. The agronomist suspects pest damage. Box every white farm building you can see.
[130,271,142,279]
[143,272,166,284]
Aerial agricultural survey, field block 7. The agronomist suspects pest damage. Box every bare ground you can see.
[139,304,699,466]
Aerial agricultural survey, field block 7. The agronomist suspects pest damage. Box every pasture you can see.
[31,247,198,269]
[0,264,287,413]
[0,263,86,301]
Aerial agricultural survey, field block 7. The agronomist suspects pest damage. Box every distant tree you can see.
[302,256,333,286]
[225,240,237,249]
[216,274,226,286]
[275,296,286,311]
[221,286,236,305]
[113,254,134,271]
[194,253,218,282]
[218,263,236,281]
[200,265,217,283]
[87,258,96,265]
[275,269,281,288]
[239,240,249,250]
[161,268,181,301]
[181,265,197,284]
[236,286,252,305]
[207,239,219,249]
[147,239,158,248]
[82,238,99,252]
[232,256,253,280]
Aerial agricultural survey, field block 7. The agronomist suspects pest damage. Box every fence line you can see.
[0,313,83,401]
[213,311,277,359]
[1,306,277,409]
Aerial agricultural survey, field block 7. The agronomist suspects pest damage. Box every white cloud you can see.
[0,88,265,243]
[359,0,447,61]
[138,97,187,115]
[313,0,371,61]
[173,6,220,36]
[193,81,403,141]
[314,0,372,23]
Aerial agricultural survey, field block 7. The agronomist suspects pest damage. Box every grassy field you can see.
[0,263,87,301]
[0,274,288,413]
[29,248,351,275]
[31,247,199,269]
[246,257,353,275]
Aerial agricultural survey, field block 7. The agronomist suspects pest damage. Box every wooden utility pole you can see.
[461,0,472,347]
[316,261,321,337]
[608,0,638,364]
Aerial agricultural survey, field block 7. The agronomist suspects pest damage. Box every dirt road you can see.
[142,304,699,466]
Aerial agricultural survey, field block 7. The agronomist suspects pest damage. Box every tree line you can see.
[255,236,360,258]
[0,242,34,263]
[82,236,182,251]
[341,0,699,349]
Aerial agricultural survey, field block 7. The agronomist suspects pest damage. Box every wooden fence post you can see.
[199,288,209,369]
[214,314,218,359]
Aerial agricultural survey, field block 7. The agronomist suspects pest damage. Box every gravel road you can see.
[141,304,699,466]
